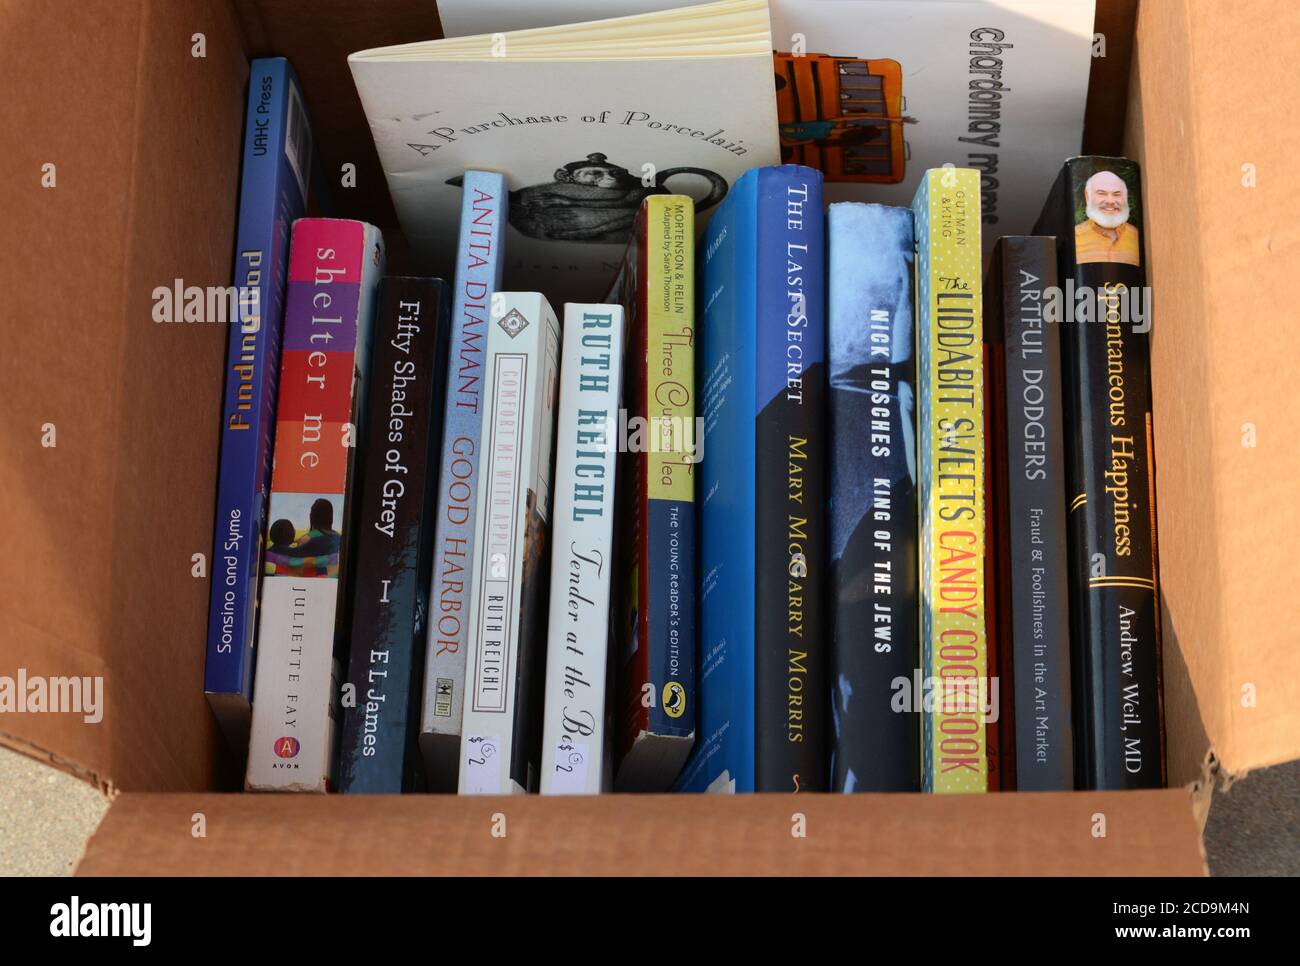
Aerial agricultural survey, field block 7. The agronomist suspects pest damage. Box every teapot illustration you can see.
[447,153,729,244]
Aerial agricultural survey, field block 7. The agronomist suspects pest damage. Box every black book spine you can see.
[826,203,919,792]
[988,236,1074,790]
[1034,157,1165,790]
[337,277,451,793]
[754,167,827,792]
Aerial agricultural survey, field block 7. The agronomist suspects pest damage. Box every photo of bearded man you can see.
[1074,168,1141,266]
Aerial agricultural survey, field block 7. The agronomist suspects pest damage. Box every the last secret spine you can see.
[754,166,827,793]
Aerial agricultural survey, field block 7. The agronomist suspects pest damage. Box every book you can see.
[1034,157,1164,790]
[912,167,988,794]
[825,202,919,793]
[538,303,625,795]
[676,164,827,794]
[436,0,1098,250]
[204,57,318,755]
[458,292,561,794]
[611,196,698,791]
[985,236,1073,791]
[982,336,1008,790]
[337,277,451,794]
[347,0,780,302]
[245,218,385,792]
[418,171,508,791]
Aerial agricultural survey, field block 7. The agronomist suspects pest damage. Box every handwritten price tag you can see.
[549,736,590,795]
[463,734,502,794]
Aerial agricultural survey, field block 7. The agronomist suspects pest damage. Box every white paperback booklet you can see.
[349,0,781,303]
[458,293,562,795]
[436,0,1098,249]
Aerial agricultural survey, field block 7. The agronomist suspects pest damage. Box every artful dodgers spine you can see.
[204,58,315,753]
[338,277,450,794]
[419,171,506,791]
[245,218,384,792]
[913,167,988,794]
[613,196,697,791]
[826,203,919,793]
[985,236,1074,790]
[1034,157,1164,790]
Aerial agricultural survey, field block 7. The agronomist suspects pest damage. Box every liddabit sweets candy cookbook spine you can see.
[337,277,451,794]
[1034,156,1164,790]
[458,292,561,795]
[539,303,624,795]
[419,171,507,791]
[912,168,988,795]
[245,218,384,793]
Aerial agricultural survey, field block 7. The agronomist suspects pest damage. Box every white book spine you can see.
[459,293,561,794]
[539,304,624,795]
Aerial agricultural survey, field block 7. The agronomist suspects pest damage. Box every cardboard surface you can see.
[1129,0,1300,780]
[0,0,247,793]
[75,790,1207,876]
[1083,0,1138,157]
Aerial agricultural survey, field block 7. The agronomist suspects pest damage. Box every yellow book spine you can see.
[645,195,695,504]
[912,168,987,794]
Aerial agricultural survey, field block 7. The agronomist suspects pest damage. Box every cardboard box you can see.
[1,0,1295,875]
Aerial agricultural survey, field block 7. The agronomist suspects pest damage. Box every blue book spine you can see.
[204,58,315,752]
[417,171,507,791]
[677,164,827,793]
[826,203,920,792]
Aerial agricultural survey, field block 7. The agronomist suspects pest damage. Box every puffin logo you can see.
[662,681,686,719]
[274,736,300,758]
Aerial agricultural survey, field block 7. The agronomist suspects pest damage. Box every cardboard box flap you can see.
[1131,0,1300,781]
[76,790,1206,875]
[0,0,247,792]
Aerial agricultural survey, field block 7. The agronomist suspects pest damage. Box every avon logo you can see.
[274,736,300,758]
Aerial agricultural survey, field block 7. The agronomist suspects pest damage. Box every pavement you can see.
[0,743,1295,875]
[1203,757,1300,876]
[0,745,108,876]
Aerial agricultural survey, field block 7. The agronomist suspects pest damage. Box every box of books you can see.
[9,0,1297,882]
